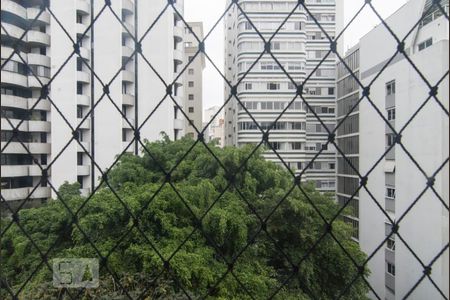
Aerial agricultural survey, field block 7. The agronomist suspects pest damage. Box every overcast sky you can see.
[184,0,408,111]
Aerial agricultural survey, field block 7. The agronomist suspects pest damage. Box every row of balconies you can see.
[1,23,50,46]
[1,142,50,154]
[1,118,50,132]
[1,165,49,177]
[2,95,51,111]
[1,186,51,202]
[2,0,50,24]
[1,70,50,89]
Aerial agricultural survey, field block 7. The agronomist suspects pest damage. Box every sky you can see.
[184,0,408,111]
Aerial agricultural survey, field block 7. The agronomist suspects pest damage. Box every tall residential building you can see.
[184,22,204,138]
[1,0,185,206]
[336,0,449,298]
[335,45,360,240]
[1,0,52,208]
[204,105,225,147]
[223,0,343,192]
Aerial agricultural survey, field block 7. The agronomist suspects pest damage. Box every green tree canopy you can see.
[1,137,369,299]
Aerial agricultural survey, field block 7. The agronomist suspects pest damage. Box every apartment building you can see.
[204,105,225,147]
[223,0,343,191]
[339,0,449,298]
[1,0,185,206]
[1,0,52,208]
[335,45,360,240]
[184,22,205,138]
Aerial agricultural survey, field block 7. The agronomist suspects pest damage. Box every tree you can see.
[1,137,369,299]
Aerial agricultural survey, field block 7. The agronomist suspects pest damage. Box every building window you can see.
[328,87,335,95]
[188,68,194,75]
[188,81,194,87]
[418,38,432,51]
[77,105,83,118]
[267,83,280,90]
[77,130,84,142]
[386,237,395,251]
[77,153,83,165]
[77,176,84,188]
[122,129,127,142]
[386,134,395,147]
[76,14,83,24]
[386,187,396,199]
[188,107,194,113]
[41,154,47,165]
[387,108,396,120]
[245,83,252,90]
[291,142,302,150]
[77,82,83,95]
[387,262,395,276]
[329,163,335,170]
[188,94,194,100]
[77,58,83,71]
[386,80,396,96]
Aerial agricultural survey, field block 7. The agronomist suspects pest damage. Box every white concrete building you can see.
[350,0,449,298]
[223,0,343,191]
[1,0,185,205]
[204,105,225,147]
[1,0,52,208]
[184,22,205,138]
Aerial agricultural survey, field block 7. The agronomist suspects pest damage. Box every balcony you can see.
[1,94,28,110]
[29,98,51,111]
[27,53,50,68]
[29,165,48,177]
[77,23,89,37]
[1,23,24,41]
[27,30,50,46]
[1,70,28,87]
[77,165,90,176]
[122,22,134,36]
[1,187,30,202]
[122,0,134,15]
[77,94,90,106]
[1,165,29,177]
[31,186,51,199]
[122,70,134,83]
[122,45,134,60]
[80,188,90,197]
[174,26,183,42]
[1,142,25,154]
[28,142,51,154]
[122,93,134,106]
[1,0,27,19]
[76,0,90,15]
[80,46,90,60]
[78,118,90,130]
[28,120,51,132]
[28,75,50,89]
[122,118,134,129]
[1,118,28,132]
[173,48,183,64]
[77,70,90,84]
[77,141,90,152]
[27,7,50,25]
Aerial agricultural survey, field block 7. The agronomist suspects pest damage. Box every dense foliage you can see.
[1,137,369,299]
